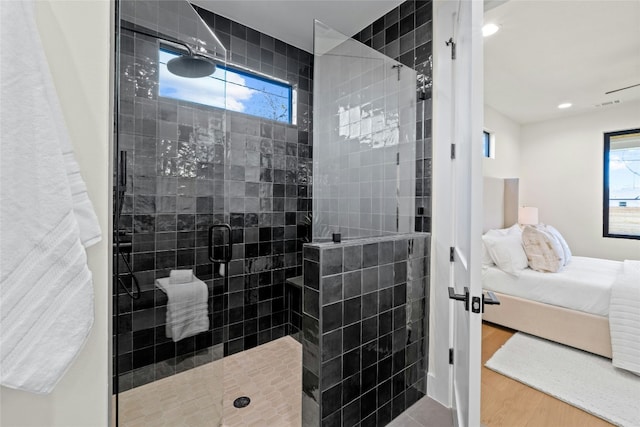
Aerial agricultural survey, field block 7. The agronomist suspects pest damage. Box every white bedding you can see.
[482,256,623,316]
[609,260,640,375]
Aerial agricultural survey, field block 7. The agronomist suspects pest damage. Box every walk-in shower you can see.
[112,1,433,426]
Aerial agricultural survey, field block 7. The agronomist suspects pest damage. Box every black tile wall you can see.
[353,0,433,233]
[287,281,303,342]
[114,4,312,392]
[302,234,430,426]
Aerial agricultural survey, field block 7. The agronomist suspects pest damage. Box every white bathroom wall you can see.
[0,1,112,426]
[483,104,521,178]
[519,100,640,261]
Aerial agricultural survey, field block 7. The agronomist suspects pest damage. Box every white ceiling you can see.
[484,0,640,124]
[191,0,404,53]
[191,1,639,126]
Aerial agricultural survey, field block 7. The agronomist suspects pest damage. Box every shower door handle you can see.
[208,224,232,263]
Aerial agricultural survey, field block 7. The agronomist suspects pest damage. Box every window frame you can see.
[482,130,493,158]
[603,127,640,240]
[158,47,294,124]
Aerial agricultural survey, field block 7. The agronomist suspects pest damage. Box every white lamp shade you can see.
[518,206,539,225]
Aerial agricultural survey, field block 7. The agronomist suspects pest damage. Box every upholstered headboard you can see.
[483,177,519,233]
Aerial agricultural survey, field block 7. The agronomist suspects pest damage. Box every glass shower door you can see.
[113,1,228,426]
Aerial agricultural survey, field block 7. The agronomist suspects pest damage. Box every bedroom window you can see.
[603,128,640,239]
[158,49,293,124]
[483,130,494,158]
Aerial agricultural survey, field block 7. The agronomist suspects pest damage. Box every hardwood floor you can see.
[481,322,614,427]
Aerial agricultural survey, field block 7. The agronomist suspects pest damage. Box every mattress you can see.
[482,256,623,316]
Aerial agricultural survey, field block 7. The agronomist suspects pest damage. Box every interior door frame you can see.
[428,0,484,426]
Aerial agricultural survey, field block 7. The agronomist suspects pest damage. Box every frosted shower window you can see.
[159,49,293,123]
[312,20,416,240]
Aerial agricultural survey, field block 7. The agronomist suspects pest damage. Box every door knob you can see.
[482,291,500,313]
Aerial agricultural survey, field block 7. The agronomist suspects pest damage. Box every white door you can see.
[433,0,484,426]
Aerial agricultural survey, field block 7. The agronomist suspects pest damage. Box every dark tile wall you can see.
[302,234,430,426]
[353,0,433,233]
[114,6,312,391]
[287,281,304,342]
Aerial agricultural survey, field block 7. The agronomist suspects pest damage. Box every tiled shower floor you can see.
[117,336,302,426]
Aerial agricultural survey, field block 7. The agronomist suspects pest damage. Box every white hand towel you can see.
[0,0,101,394]
[156,277,209,342]
[170,269,194,284]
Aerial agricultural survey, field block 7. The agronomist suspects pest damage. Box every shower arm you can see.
[161,38,195,57]
[123,24,218,61]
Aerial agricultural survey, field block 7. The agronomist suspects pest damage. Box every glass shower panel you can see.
[313,20,416,241]
[119,0,226,62]
[114,2,227,426]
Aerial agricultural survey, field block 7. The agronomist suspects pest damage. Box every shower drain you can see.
[233,396,251,408]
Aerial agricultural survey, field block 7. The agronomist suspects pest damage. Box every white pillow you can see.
[485,224,522,237]
[482,242,494,267]
[522,225,564,272]
[544,224,572,265]
[482,224,522,268]
[482,233,528,276]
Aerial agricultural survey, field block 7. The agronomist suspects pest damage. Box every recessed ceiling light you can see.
[558,103,572,109]
[482,23,500,37]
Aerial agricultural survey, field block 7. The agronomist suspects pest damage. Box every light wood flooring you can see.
[481,322,614,427]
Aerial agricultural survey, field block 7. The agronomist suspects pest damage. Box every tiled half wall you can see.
[301,233,430,426]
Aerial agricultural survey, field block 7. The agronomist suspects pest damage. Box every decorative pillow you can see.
[521,225,565,272]
[482,224,522,268]
[482,233,528,275]
[544,224,572,265]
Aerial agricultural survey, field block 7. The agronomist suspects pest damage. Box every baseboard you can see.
[427,372,451,408]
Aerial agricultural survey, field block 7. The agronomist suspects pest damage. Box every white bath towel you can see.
[156,277,209,342]
[170,269,194,284]
[0,0,101,393]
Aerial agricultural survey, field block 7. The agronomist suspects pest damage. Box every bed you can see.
[482,259,617,358]
[481,177,617,359]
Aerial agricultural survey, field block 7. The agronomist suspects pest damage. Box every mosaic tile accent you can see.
[302,233,430,426]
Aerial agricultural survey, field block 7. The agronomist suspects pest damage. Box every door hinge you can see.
[451,143,456,159]
[449,348,454,365]
[449,247,455,262]
[446,38,456,60]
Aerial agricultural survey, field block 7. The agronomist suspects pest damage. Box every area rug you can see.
[485,332,640,427]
